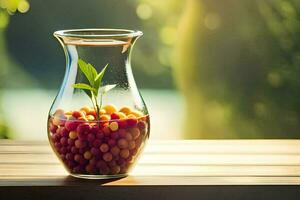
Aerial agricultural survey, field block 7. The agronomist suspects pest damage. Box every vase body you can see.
[47,29,150,179]
[174,0,300,138]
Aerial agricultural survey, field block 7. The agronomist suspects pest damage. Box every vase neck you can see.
[54,29,142,57]
[54,29,142,73]
[54,29,142,103]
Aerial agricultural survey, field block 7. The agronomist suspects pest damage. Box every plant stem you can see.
[95,100,100,121]
[91,92,100,122]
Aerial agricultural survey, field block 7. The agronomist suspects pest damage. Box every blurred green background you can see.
[1,0,300,139]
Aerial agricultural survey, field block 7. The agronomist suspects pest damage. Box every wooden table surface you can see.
[1,140,300,200]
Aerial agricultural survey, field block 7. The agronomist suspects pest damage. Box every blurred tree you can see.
[129,0,183,88]
[174,0,300,138]
[0,0,32,138]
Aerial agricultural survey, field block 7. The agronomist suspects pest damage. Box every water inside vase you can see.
[52,36,145,113]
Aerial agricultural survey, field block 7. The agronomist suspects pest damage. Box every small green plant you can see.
[73,59,115,120]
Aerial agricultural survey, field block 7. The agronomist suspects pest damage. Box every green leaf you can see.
[99,84,117,94]
[78,59,98,86]
[94,64,109,91]
[73,59,111,121]
[73,83,96,92]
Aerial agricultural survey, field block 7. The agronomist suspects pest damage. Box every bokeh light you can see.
[0,0,30,14]
[0,12,8,28]
[17,0,29,13]
[136,3,152,20]
[204,13,221,30]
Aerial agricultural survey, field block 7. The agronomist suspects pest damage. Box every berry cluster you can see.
[48,104,149,176]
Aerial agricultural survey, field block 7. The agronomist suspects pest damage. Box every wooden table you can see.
[1,140,300,200]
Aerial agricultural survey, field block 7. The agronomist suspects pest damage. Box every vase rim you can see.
[54,28,143,39]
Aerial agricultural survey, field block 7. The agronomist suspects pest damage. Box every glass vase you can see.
[47,29,150,179]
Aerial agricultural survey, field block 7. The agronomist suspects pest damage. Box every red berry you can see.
[78,147,87,154]
[71,146,78,154]
[137,121,146,130]
[96,131,104,139]
[118,138,128,149]
[67,138,75,146]
[117,158,126,166]
[118,120,128,129]
[51,133,60,142]
[127,118,138,127]
[119,129,127,138]
[60,147,67,154]
[91,147,100,156]
[78,131,87,140]
[55,142,62,149]
[90,125,99,134]
[72,111,84,118]
[102,136,109,143]
[87,133,95,142]
[76,123,90,135]
[75,139,87,148]
[74,154,83,162]
[110,112,120,120]
[66,153,74,161]
[108,139,116,147]
[92,139,102,148]
[60,127,69,137]
[111,131,119,140]
[60,137,68,146]
[65,120,79,131]
[102,126,110,136]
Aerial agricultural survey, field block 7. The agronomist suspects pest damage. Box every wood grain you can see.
[1,140,300,199]
[0,140,300,185]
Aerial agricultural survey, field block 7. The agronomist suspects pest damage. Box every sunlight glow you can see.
[136,3,152,20]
